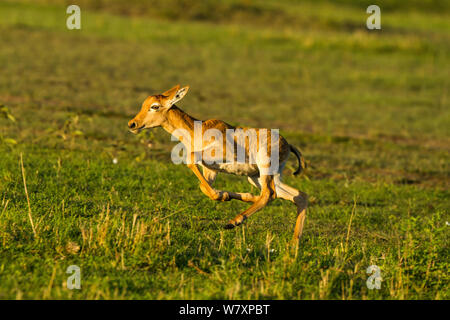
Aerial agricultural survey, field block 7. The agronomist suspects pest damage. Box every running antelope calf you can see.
[128,85,308,243]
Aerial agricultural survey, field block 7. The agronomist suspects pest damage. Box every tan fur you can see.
[128,85,308,244]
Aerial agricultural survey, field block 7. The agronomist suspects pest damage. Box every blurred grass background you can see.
[0,0,448,299]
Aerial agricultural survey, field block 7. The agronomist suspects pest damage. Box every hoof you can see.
[224,222,236,229]
[220,192,231,202]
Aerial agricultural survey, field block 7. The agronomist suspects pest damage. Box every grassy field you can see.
[0,0,449,299]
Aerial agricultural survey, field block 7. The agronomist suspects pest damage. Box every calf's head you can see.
[128,85,189,133]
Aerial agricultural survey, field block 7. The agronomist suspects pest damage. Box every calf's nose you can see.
[128,120,137,129]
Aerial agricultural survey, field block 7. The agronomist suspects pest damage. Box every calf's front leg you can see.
[187,164,258,203]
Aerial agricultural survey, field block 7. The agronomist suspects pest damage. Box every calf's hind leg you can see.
[225,175,276,229]
[274,175,308,242]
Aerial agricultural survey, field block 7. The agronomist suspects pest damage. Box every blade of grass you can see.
[20,153,37,238]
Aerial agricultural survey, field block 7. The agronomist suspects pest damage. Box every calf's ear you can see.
[164,85,190,107]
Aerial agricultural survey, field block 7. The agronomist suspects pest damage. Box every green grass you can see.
[0,0,449,299]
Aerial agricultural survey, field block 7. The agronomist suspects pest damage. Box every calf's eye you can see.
[151,105,160,110]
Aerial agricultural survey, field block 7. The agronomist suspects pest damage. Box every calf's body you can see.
[128,85,308,243]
